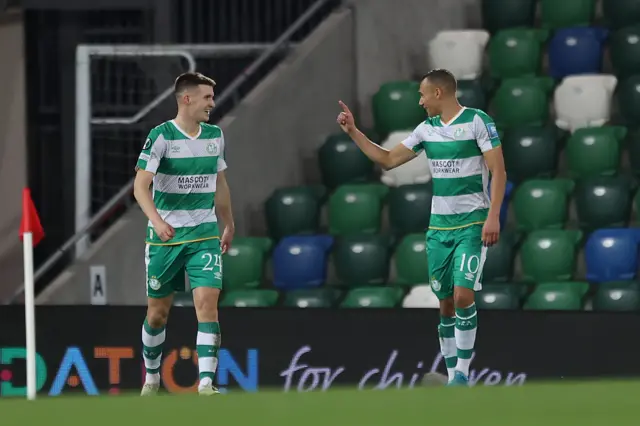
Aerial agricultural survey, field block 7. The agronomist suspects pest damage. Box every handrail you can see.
[8,0,334,304]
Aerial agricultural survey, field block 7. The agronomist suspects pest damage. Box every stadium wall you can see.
[0,11,27,302]
[0,306,634,396]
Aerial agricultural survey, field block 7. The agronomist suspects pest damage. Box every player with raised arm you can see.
[336,69,506,386]
[133,72,235,396]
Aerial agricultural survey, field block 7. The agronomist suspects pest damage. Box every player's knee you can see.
[194,297,218,322]
[146,308,169,328]
[439,298,454,317]
[453,287,475,309]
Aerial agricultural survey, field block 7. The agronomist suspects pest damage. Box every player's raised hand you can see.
[153,220,175,242]
[220,226,234,254]
[482,214,500,247]
[337,100,356,134]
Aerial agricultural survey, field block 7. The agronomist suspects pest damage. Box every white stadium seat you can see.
[554,74,618,132]
[428,30,490,80]
[402,285,440,308]
[380,131,431,187]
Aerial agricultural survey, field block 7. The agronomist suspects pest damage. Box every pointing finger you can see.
[338,100,351,114]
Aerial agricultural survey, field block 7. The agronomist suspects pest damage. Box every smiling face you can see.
[174,72,216,123]
[182,84,215,123]
[419,77,445,117]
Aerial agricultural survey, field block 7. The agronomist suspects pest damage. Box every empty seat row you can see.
[482,0,640,33]
[321,124,635,191]
[373,75,618,138]
[432,25,640,82]
[266,174,640,240]
[221,229,640,293]
[174,280,640,311]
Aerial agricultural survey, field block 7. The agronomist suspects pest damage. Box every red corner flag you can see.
[19,188,45,247]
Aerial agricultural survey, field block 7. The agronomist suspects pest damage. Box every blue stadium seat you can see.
[585,228,640,283]
[548,27,608,80]
[272,235,334,289]
[489,179,514,229]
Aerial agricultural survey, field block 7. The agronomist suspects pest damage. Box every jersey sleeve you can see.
[473,111,501,153]
[135,129,167,174]
[217,131,228,172]
[401,126,425,154]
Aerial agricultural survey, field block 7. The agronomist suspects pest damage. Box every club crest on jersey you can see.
[206,141,219,155]
[148,277,161,291]
[454,127,464,137]
[430,277,441,292]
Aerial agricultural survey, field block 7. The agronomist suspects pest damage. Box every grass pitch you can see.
[1,381,637,425]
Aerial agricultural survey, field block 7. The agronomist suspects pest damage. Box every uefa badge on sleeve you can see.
[143,138,152,150]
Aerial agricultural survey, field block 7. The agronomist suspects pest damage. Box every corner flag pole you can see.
[19,188,44,401]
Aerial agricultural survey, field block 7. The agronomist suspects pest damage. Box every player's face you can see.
[419,79,443,117]
[186,84,215,123]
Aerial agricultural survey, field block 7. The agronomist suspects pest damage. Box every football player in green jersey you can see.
[134,72,235,396]
[337,69,506,386]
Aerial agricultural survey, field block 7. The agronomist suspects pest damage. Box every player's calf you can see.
[438,298,457,383]
[452,286,477,384]
[193,287,222,395]
[141,296,172,395]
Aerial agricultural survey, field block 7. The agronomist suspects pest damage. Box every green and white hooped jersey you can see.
[136,120,227,245]
[401,107,501,231]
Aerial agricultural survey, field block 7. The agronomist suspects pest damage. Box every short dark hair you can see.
[422,69,457,93]
[174,72,216,95]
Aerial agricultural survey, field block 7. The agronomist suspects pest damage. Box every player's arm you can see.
[216,133,234,253]
[215,171,234,234]
[484,147,507,220]
[133,134,174,242]
[337,101,416,170]
[475,113,506,245]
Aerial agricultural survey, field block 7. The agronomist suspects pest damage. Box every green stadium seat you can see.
[524,282,588,310]
[520,230,583,282]
[594,281,640,311]
[513,179,574,231]
[617,75,640,126]
[481,0,537,34]
[604,0,640,29]
[502,126,558,183]
[541,0,596,29]
[488,29,549,79]
[456,79,487,110]
[333,234,391,285]
[222,237,272,290]
[220,289,279,307]
[492,77,555,129]
[575,176,632,230]
[388,183,432,235]
[284,288,341,308]
[483,231,519,283]
[393,233,429,286]
[566,126,626,178]
[318,133,374,189]
[173,292,193,307]
[328,183,389,235]
[341,287,403,308]
[264,186,325,240]
[611,25,640,78]
[476,284,520,310]
[372,81,425,137]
